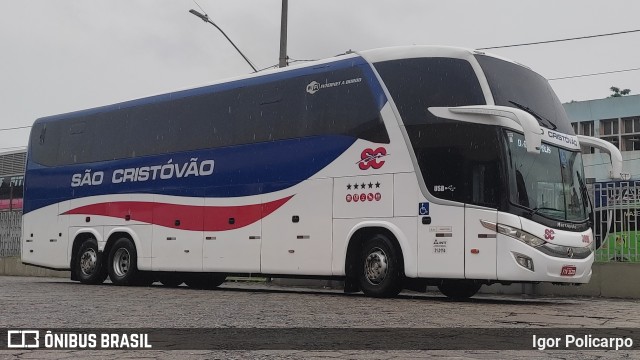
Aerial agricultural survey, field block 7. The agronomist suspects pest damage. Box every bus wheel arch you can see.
[71,232,107,284]
[345,226,405,297]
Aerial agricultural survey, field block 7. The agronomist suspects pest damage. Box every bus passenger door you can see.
[464,206,497,279]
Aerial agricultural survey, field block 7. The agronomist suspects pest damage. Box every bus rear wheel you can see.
[358,234,403,298]
[108,237,147,286]
[184,273,226,289]
[437,280,482,300]
[75,238,107,285]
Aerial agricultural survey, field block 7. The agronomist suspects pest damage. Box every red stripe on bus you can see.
[62,196,293,231]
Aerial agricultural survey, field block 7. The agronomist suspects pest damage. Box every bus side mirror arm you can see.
[428,105,543,154]
[576,135,624,179]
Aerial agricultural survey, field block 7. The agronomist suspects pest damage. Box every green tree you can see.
[610,86,631,97]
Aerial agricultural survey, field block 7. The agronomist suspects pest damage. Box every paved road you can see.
[1,276,639,359]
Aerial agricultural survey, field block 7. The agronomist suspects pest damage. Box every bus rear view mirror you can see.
[576,135,623,179]
[428,105,543,154]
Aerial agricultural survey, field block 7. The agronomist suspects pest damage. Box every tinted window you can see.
[374,58,486,125]
[375,57,497,206]
[30,65,388,166]
[408,123,501,207]
[475,54,573,134]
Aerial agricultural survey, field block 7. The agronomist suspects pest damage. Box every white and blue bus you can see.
[22,46,622,298]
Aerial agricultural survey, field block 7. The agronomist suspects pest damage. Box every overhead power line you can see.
[478,28,640,50]
[549,67,640,81]
[0,125,31,132]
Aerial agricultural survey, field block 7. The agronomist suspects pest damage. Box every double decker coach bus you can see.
[22,46,623,298]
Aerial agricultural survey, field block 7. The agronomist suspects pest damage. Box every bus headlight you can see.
[481,220,546,248]
[496,224,546,247]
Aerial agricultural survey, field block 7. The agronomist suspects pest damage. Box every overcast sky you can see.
[1,0,639,150]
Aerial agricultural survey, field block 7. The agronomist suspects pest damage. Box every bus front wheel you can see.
[437,280,482,300]
[358,234,403,298]
[108,237,147,286]
[75,238,107,285]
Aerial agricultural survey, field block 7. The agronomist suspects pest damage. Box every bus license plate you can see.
[560,265,576,276]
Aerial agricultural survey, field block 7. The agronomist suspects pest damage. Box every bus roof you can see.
[33,45,524,125]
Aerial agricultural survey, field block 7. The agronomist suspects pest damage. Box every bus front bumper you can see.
[497,235,593,284]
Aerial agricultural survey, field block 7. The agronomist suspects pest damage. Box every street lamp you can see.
[189,9,258,72]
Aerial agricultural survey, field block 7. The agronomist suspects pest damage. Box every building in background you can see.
[564,94,640,182]
[0,149,26,211]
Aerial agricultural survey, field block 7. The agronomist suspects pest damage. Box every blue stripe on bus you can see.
[23,135,356,213]
[33,56,387,126]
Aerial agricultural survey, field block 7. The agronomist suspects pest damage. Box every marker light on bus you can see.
[480,220,546,248]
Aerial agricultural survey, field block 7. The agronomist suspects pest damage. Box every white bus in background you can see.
[21,46,623,299]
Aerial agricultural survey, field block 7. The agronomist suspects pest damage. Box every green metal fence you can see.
[591,181,640,262]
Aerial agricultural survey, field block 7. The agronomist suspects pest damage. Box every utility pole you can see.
[278,0,288,67]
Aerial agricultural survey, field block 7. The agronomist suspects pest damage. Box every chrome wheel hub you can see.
[80,248,97,276]
[112,248,130,277]
[364,248,388,285]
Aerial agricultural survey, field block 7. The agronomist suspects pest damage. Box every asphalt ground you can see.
[1,276,639,359]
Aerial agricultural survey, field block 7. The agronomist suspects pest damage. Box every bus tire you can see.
[184,273,226,289]
[107,237,143,286]
[158,273,184,287]
[437,280,482,300]
[358,234,403,298]
[75,238,107,285]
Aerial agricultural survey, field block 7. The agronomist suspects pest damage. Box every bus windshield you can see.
[505,131,588,222]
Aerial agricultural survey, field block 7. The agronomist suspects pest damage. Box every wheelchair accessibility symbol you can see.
[419,202,429,216]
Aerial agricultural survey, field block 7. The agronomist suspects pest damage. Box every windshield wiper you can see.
[529,206,562,218]
[508,100,557,130]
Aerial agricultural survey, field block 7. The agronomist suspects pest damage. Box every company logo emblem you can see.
[7,330,40,348]
[306,81,320,94]
[567,247,575,258]
[544,229,555,240]
[306,78,362,95]
[557,222,578,230]
[357,147,387,170]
